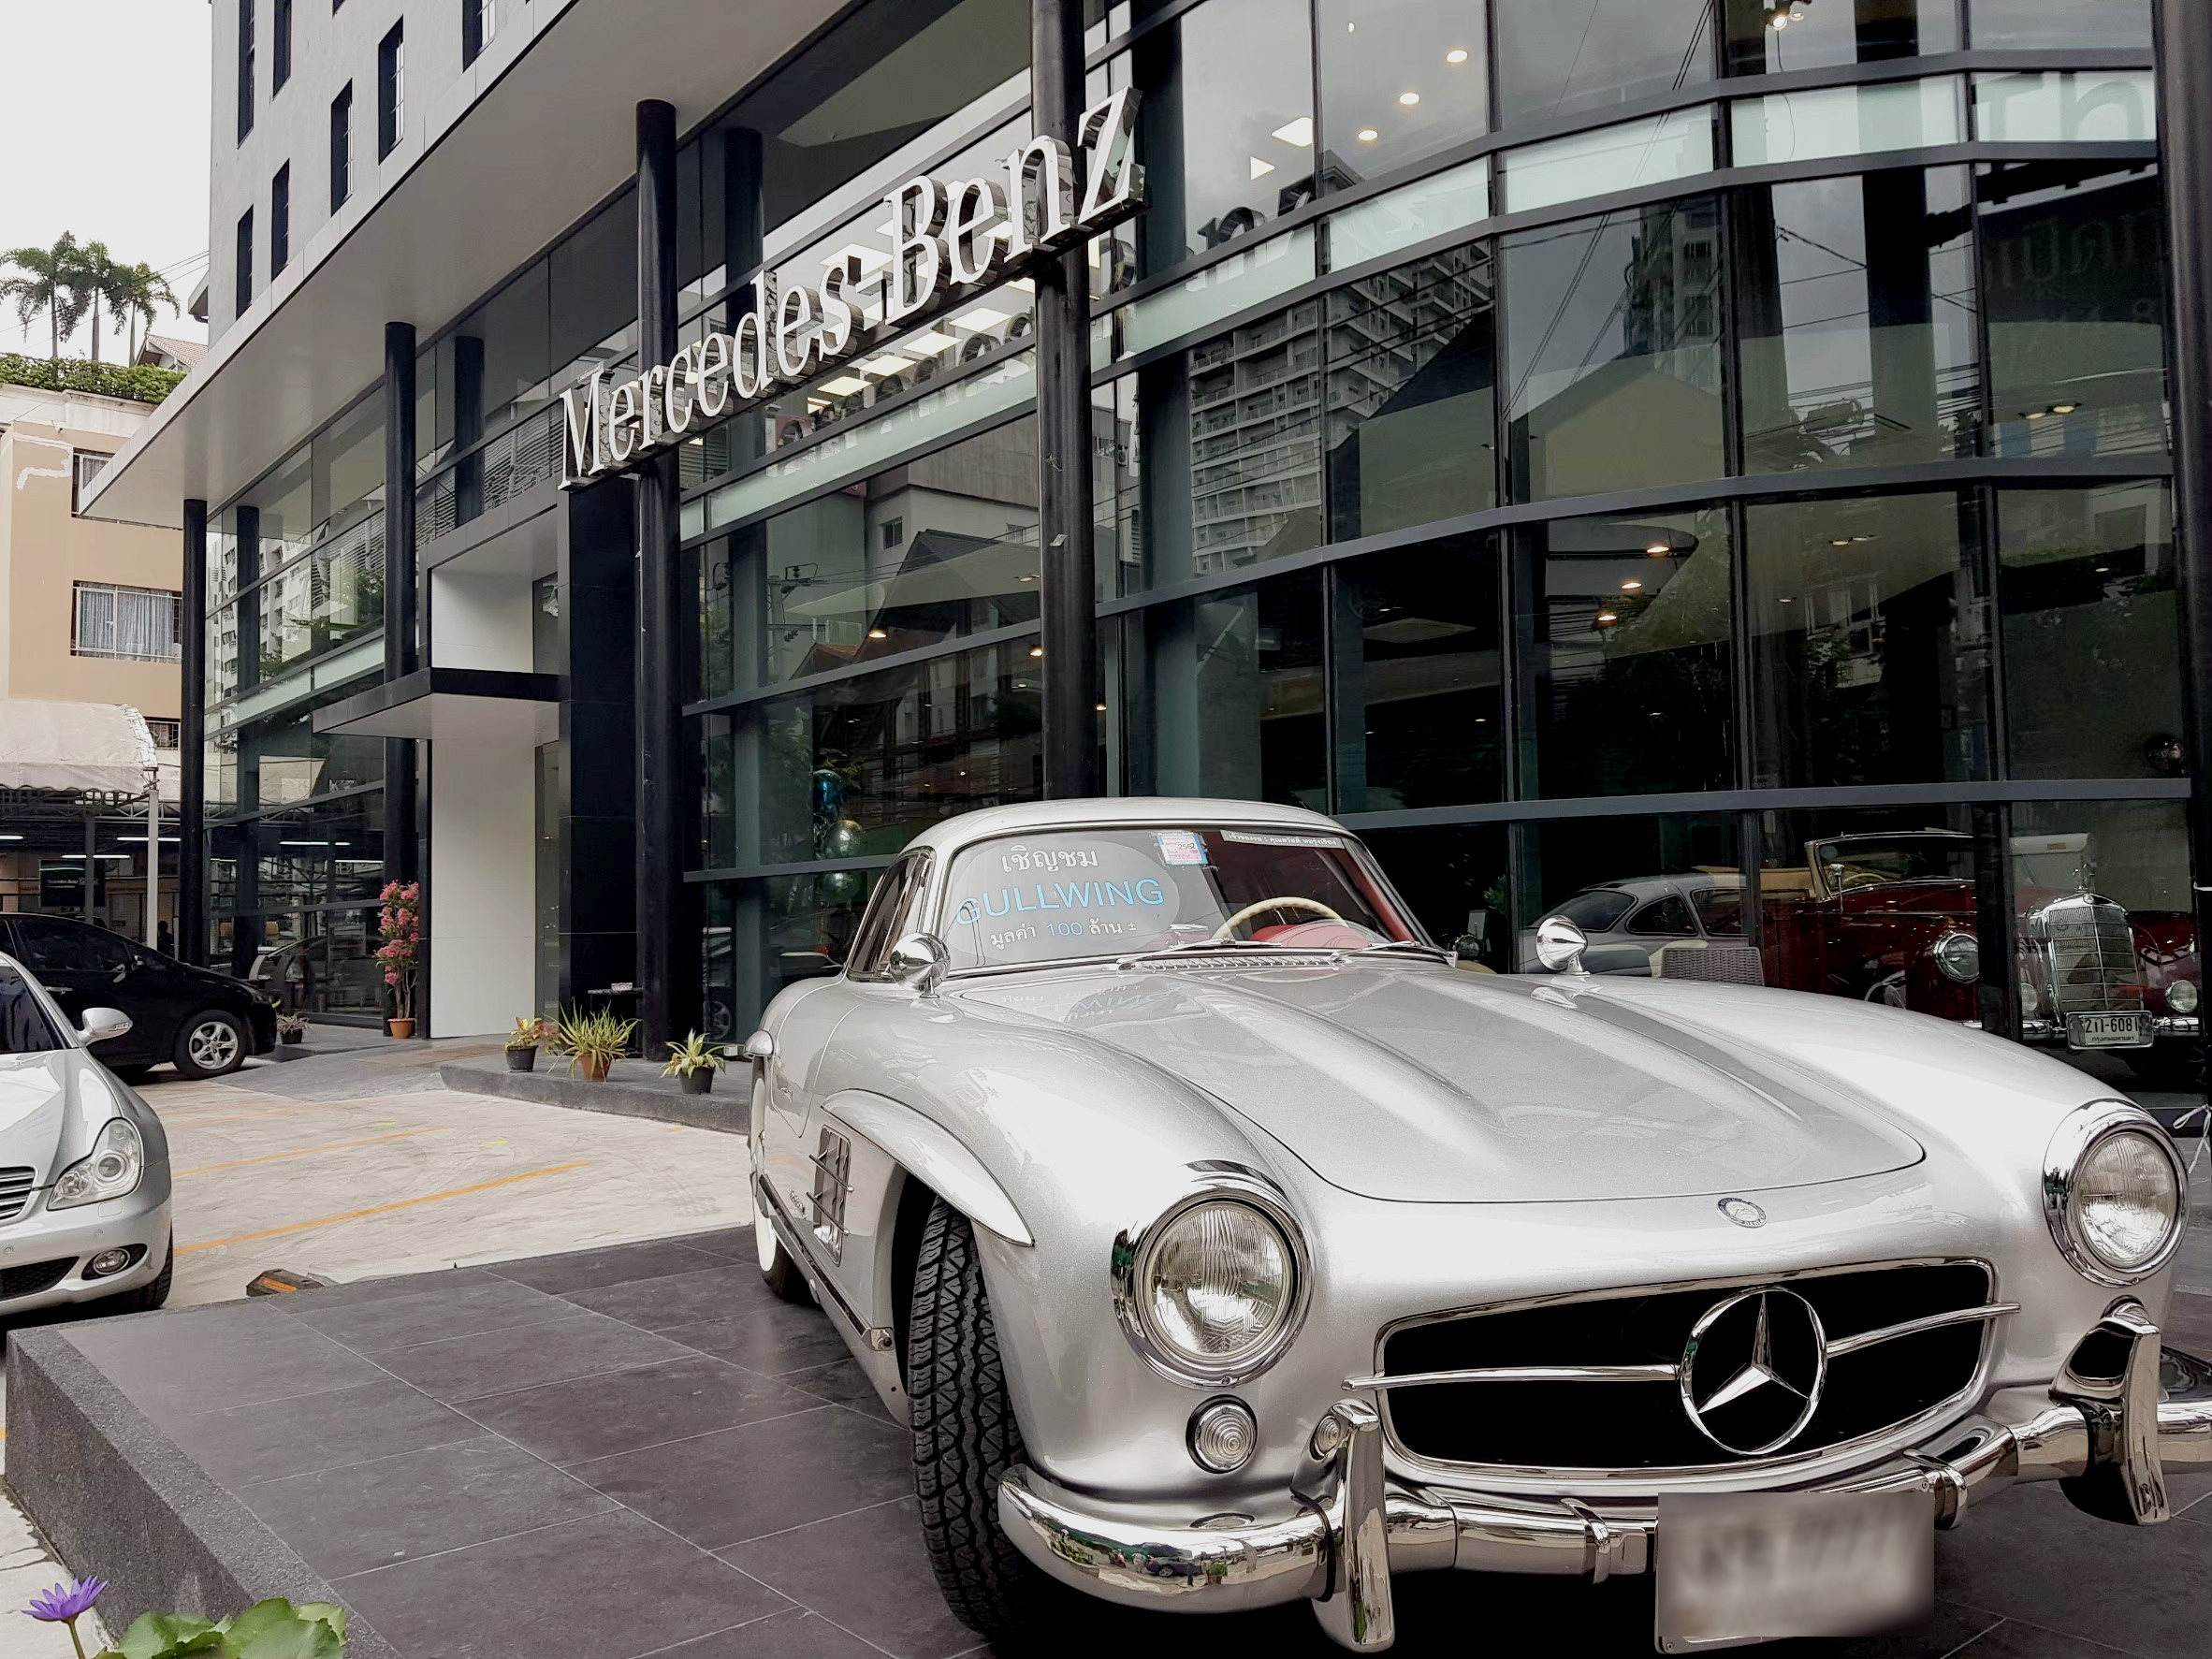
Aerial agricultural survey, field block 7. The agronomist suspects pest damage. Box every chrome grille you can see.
[0,1167,34,1223]
[2031,894,2144,1017]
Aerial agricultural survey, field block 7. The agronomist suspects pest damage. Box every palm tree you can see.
[69,240,119,363]
[0,234,91,360]
[105,263,179,364]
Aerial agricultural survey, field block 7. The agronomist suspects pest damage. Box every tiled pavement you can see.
[35,1229,2212,1659]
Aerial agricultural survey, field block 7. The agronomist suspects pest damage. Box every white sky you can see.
[0,0,211,359]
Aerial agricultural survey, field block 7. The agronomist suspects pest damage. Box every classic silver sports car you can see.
[745,797,2210,1653]
[0,953,174,1317]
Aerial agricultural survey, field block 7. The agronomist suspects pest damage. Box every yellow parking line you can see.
[159,1099,389,1126]
[179,1162,590,1253]
[172,1127,452,1177]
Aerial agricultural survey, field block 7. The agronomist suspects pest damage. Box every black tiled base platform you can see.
[8,1235,2212,1659]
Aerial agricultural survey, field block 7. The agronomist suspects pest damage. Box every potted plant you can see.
[662,1030,726,1096]
[275,1010,309,1046]
[504,1015,550,1071]
[552,1003,636,1082]
[375,880,421,1039]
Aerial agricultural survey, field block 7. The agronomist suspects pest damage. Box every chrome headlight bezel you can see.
[2043,1102,2188,1287]
[48,1117,147,1212]
[1111,1172,1311,1388]
[1931,930,1980,984]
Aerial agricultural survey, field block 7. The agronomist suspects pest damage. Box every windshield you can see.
[0,965,64,1055]
[939,826,1418,971]
[1813,836,1972,890]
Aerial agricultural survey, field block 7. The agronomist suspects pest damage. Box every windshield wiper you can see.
[1352,939,1456,964]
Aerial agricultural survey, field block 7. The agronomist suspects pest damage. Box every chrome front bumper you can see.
[998,1303,2212,1652]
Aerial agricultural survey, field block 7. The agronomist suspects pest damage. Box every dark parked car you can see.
[0,914,278,1079]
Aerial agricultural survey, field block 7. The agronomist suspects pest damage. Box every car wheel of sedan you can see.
[98,1242,173,1314]
[173,1010,248,1079]
[910,1194,1055,1642]
[753,1216,815,1305]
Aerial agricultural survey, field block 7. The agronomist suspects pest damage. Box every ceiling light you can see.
[1272,116,1314,148]
[953,306,1011,331]
[1398,91,1421,106]
[1346,20,1355,30]
[867,628,889,639]
[2094,564,2111,574]
[1621,579,1643,591]
[821,375,869,396]
[1096,703,1108,712]
[1830,538,1851,547]
[1446,48,1469,64]
[1029,646,1044,658]
[2051,401,2079,415]
[1645,541,1670,555]
[1357,127,1379,142]
[0,834,21,841]
[2025,409,2047,421]
[1251,156,1276,180]
[1780,596,1795,604]
[1018,573,1037,582]
[1595,611,1619,624]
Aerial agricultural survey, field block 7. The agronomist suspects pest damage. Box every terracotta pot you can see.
[579,1051,613,1082]
[505,1047,537,1072]
[387,1018,416,1039]
[678,1068,713,1096]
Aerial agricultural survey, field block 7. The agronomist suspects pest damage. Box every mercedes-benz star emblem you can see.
[1717,1196,1767,1229]
[1680,1287,1827,1455]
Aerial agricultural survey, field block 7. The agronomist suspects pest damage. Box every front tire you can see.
[910,1195,1052,1643]
[173,1010,248,1079]
[753,1215,814,1305]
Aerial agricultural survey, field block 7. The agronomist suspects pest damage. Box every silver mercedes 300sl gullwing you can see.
[744,797,2210,1653]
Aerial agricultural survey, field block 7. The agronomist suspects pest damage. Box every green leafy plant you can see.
[98,1598,348,1659]
[0,353,185,405]
[661,1031,727,1078]
[551,1004,637,1077]
[504,1015,551,1053]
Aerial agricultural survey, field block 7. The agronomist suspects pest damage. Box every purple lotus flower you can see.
[23,1578,105,1623]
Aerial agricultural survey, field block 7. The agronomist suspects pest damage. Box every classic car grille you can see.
[0,1257,75,1301]
[0,1167,35,1223]
[1379,1262,1995,1471]
[2032,895,2143,1017]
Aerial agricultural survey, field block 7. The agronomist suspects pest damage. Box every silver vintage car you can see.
[744,797,2210,1653]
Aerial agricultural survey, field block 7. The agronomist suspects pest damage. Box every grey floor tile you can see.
[457,1353,825,1465]
[637,1609,888,1659]
[165,1376,480,1486]
[568,1404,913,1550]
[65,1305,390,1419]
[488,1238,735,1295]
[719,1497,977,1659]
[562,1264,779,1331]
[239,1434,616,1578]
[286,1275,580,1352]
[1950,1617,2146,1657]
[2162,1288,2212,1357]
[660,1301,853,1377]
[264,1267,509,1314]
[663,1228,760,1264]
[371,1311,696,1403]
[334,1508,793,1659]
[779,1356,897,1424]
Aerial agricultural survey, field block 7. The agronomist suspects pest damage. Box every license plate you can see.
[1655,1492,1932,1653]
[2066,1011,2153,1050]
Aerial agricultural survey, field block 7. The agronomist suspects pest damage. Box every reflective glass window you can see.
[1734,167,1979,474]
[1724,0,1957,73]
[1327,159,1492,270]
[1493,0,1716,130]
[1998,483,2181,781]
[1979,164,2166,458]
[1326,244,1496,540]
[1132,0,1316,276]
[1967,0,2149,50]
[1746,492,1990,789]
[1316,0,1489,189]
[1500,109,1714,215]
[1503,197,1725,503]
[1729,78,1962,166]
[1518,814,1740,974]
[1972,71,2156,145]
[1333,537,1503,813]
[1756,803,1976,1007]
[1140,570,1325,808]
[726,869,886,1025]
[1359,824,1513,971]
[1515,506,1734,799]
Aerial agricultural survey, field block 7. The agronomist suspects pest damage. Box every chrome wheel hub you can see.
[188,1020,240,1070]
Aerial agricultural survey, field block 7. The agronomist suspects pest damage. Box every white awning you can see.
[0,700,159,796]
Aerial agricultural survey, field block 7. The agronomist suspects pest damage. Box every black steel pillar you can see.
[1973,804,2021,1042]
[382,321,420,895]
[1033,0,1100,798]
[179,500,208,965]
[634,98,688,1048]
[2156,0,2212,1099]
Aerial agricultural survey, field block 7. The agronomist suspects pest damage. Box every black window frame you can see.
[237,0,255,142]
[273,0,293,90]
[270,163,292,278]
[377,22,404,159]
[330,82,353,210]
[462,0,494,65]
[235,208,255,318]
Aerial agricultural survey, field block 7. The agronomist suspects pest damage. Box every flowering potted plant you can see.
[24,1578,347,1657]
[375,880,421,1039]
[662,1030,726,1096]
[551,1003,636,1082]
[504,1015,551,1072]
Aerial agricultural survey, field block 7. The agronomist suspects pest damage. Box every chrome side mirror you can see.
[78,1007,133,1045]
[886,932,951,997]
[741,1030,775,1064]
[1533,916,1589,975]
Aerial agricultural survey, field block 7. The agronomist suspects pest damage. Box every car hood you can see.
[952,964,1923,1203]
[0,1049,90,1183]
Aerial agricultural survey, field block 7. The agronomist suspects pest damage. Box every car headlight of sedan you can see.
[2044,1104,2187,1285]
[48,1118,146,1211]
[1113,1184,1309,1386]
[1931,931,1980,984]
[2165,977,2199,1015]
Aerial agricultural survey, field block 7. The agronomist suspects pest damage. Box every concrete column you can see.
[179,500,207,964]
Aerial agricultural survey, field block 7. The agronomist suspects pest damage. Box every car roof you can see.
[900,796,1352,861]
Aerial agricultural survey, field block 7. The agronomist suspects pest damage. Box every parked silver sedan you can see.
[744,797,2209,1654]
[0,954,173,1318]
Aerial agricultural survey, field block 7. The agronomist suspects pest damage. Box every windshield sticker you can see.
[997,843,1101,874]
[1156,830,1209,866]
[1220,829,1346,850]
[950,839,1183,959]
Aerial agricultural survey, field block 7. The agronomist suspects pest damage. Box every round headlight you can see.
[1932,931,1980,984]
[2165,977,2199,1015]
[1116,1189,1307,1385]
[2045,1107,2187,1285]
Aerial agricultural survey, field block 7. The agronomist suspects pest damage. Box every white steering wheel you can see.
[1212,895,1346,940]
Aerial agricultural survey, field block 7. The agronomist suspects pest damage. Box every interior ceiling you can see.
[83,0,847,531]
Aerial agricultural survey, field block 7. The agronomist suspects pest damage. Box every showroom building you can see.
[81,0,2201,1068]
